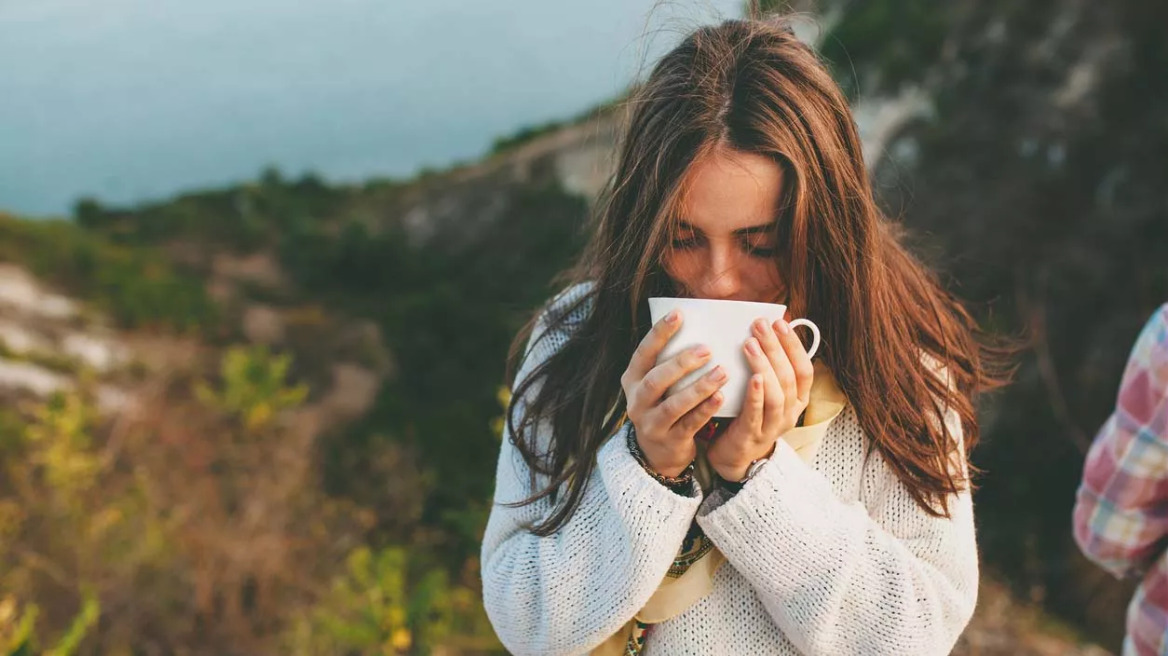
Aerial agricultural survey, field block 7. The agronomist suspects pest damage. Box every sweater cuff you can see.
[596,422,704,533]
[697,476,742,515]
[696,439,862,578]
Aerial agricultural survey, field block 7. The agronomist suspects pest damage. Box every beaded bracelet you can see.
[626,425,695,490]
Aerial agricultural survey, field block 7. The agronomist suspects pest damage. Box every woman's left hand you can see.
[706,316,815,482]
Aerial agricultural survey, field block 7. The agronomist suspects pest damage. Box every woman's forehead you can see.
[676,148,784,234]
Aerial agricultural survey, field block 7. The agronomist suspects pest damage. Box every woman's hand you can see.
[706,316,815,482]
[622,310,729,477]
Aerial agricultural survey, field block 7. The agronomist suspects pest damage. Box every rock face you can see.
[0,263,131,411]
[0,263,79,319]
[865,2,1165,648]
[0,243,389,439]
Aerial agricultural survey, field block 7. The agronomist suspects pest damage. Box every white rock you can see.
[0,264,78,320]
[0,320,51,355]
[62,332,129,372]
[0,358,70,396]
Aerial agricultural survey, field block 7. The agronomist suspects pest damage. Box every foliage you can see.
[74,168,348,251]
[0,596,38,656]
[0,591,98,656]
[864,0,1168,648]
[195,345,308,432]
[748,0,812,17]
[487,99,620,156]
[0,214,217,332]
[46,152,588,653]
[489,386,511,441]
[132,345,362,650]
[341,182,587,561]
[266,177,589,565]
[286,546,498,655]
[817,0,949,97]
[23,392,102,509]
[747,0,948,98]
[488,119,566,155]
[0,346,375,653]
[0,388,131,654]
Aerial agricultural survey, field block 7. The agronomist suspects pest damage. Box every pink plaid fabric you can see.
[1074,304,1168,656]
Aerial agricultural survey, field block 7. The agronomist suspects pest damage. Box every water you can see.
[0,0,740,216]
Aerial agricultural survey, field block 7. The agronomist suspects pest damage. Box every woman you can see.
[481,15,1010,656]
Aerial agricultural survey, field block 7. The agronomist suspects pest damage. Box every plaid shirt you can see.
[1074,304,1168,656]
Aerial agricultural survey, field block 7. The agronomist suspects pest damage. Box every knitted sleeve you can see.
[695,403,978,656]
[480,282,702,656]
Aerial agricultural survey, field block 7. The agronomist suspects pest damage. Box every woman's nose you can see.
[699,248,741,299]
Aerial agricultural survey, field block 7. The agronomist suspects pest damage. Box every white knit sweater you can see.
[481,282,979,655]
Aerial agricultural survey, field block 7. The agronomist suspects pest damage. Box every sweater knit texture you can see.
[480,282,979,655]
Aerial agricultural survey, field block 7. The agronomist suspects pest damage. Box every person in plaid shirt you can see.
[1074,303,1168,656]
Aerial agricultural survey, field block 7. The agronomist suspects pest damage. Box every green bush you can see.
[0,214,218,332]
[286,546,500,655]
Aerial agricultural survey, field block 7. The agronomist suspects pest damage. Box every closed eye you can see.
[670,235,776,258]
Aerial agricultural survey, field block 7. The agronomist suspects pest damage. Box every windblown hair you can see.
[502,15,1013,536]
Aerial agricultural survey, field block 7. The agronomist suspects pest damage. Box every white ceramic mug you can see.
[647,297,821,418]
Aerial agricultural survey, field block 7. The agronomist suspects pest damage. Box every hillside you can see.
[0,138,591,652]
[3,0,1167,653]
[0,121,1111,656]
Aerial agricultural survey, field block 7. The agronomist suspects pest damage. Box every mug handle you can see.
[788,318,820,359]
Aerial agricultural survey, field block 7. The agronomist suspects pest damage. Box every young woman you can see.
[481,16,1009,656]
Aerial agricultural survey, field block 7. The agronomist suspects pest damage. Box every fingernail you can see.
[665,310,679,323]
[707,365,726,382]
[776,319,790,335]
[694,345,710,357]
[754,318,767,333]
[745,338,760,355]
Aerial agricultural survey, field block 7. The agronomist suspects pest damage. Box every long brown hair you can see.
[503,15,1012,536]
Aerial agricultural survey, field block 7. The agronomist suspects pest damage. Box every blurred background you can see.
[0,0,1164,653]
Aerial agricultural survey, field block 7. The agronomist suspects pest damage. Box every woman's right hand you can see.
[620,309,729,477]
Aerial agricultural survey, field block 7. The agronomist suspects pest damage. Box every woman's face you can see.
[662,146,787,304]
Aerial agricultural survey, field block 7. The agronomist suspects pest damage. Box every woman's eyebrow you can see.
[678,220,776,236]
